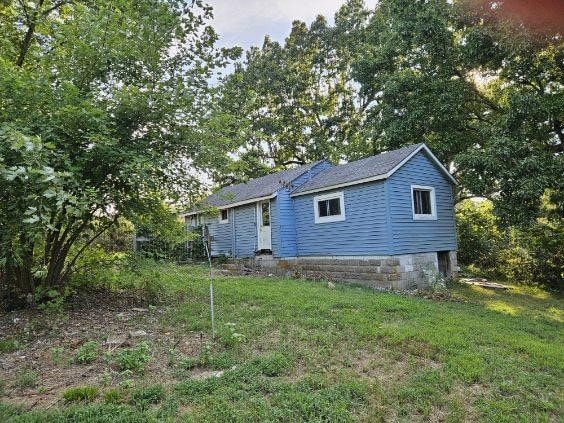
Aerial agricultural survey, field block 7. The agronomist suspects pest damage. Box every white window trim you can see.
[314,191,346,224]
[411,185,437,220]
[219,209,229,224]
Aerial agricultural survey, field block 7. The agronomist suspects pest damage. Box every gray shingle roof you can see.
[291,143,424,195]
[199,160,325,208]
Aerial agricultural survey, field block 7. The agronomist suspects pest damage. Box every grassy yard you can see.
[0,263,562,422]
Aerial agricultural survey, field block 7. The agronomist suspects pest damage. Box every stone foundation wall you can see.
[222,251,458,291]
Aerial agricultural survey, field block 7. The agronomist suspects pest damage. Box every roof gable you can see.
[291,144,456,197]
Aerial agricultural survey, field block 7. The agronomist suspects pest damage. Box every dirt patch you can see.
[0,289,207,409]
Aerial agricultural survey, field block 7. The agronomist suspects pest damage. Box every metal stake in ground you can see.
[202,225,215,339]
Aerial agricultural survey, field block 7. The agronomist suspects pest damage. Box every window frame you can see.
[411,185,437,220]
[219,208,229,224]
[313,191,346,224]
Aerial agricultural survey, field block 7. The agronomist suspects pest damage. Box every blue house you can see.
[184,143,458,289]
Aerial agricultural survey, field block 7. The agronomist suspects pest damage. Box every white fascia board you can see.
[291,144,457,198]
[180,193,277,217]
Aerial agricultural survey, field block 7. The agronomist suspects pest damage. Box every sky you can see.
[208,0,378,51]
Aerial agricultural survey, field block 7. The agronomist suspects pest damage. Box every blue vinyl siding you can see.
[273,161,333,258]
[386,150,457,254]
[233,203,257,257]
[294,181,390,256]
[205,210,232,256]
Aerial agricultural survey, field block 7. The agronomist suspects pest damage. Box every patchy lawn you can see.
[0,263,562,422]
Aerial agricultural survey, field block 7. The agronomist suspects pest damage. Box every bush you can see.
[456,198,563,289]
[456,200,503,275]
[63,386,99,402]
[114,342,151,372]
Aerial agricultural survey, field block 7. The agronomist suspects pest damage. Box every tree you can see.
[353,0,563,225]
[0,0,236,305]
[210,0,372,181]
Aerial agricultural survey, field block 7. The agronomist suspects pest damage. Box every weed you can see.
[179,356,199,370]
[63,386,99,402]
[104,388,125,404]
[220,322,246,347]
[50,346,64,365]
[114,342,151,372]
[255,352,293,377]
[75,341,99,364]
[14,369,38,390]
[130,384,165,408]
[0,339,20,353]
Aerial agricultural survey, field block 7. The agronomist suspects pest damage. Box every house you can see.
[183,143,458,289]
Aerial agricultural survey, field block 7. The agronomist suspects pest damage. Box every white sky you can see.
[208,0,378,50]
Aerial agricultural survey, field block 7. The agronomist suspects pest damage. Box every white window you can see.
[411,185,437,220]
[219,209,229,224]
[314,191,345,223]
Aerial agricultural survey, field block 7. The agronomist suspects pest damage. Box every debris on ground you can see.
[460,278,509,290]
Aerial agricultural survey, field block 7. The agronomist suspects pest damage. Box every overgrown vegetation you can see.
[457,198,563,289]
[0,0,237,309]
[1,263,561,421]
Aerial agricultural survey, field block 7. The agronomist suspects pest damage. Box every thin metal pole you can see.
[203,227,215,339]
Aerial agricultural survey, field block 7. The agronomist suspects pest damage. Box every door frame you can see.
[256,200,272,251]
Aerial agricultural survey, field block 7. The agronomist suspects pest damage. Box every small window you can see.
[219,209,228,223]
[261,201,270,227]
[314,192,345,223]
[411,185,436,220]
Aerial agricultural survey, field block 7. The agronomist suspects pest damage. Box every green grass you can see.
[63,386,100,403]
[1,263,562,422]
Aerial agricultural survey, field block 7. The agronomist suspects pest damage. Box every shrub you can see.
[63,386,99,402]
[75,341,99,364]
[114,342,151,372]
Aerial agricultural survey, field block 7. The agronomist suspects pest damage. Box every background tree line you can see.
[210,0,563,288]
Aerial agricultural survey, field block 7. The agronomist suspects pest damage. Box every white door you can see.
[257,200,272,251]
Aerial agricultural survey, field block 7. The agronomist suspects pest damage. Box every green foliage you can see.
[254,352,293,377]
[63,386,99,403]
[0,0,236,304]
[114,342,151,373]
[134,202,192,261]
[75,341,99,364]
[50,346,64,365]
[0,338,20,353]
[129,384,165,408]
[456,199,503,273]
[219,322,246,348]
[103,388,125,404]
[457,198,563,288]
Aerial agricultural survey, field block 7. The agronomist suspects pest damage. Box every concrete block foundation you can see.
[221,251,458,291]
